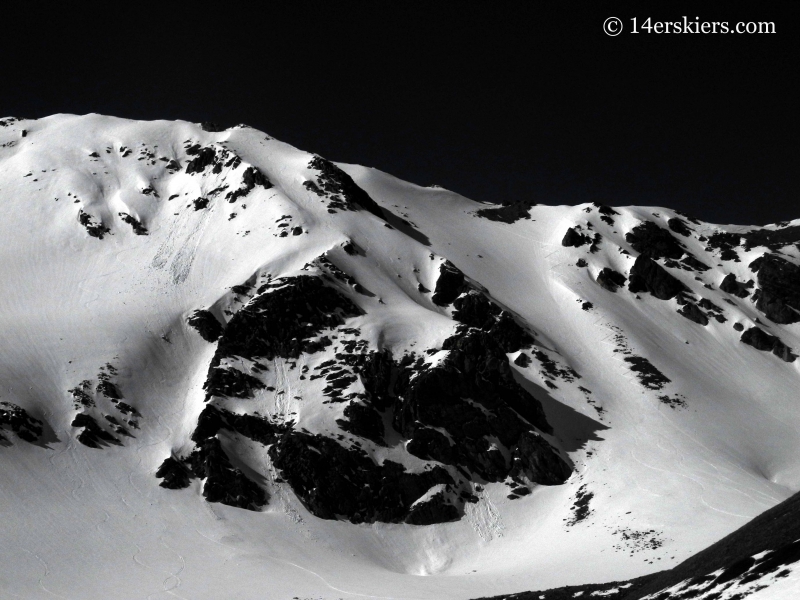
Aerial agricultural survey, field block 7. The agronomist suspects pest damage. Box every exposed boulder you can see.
[71,413,120,448]
[451,291,533,352]
[509,431,572,485]
[628,255,688,300]
[719,273,751,298]
[225,166,272,203]
[304,155,384,219]
[740,327,796,362]
[624,356,671,390]
[749,254,800,324]
[562,227,592,248]
[155,457,192,489]
[706,232,742,262]
[667,217,692,237]
[626,221,685,259]
[187,309,224,342]
[77,210,110,239]
[189,438,267,510]
[596,268,627,292]
[475,199,535,223]
[678,302,709,326]
[336,402,386,446]
[431,260,467,306]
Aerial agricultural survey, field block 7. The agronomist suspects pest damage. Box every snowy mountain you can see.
[1,114,799,599]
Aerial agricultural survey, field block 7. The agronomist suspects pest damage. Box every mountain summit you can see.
[1,114,799,599]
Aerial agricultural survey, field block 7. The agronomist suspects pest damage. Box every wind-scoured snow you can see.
[1,114,799,599]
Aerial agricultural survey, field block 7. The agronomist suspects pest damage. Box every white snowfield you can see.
[0,114,798,599]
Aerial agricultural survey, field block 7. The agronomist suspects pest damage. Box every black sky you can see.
[2,3,797,225]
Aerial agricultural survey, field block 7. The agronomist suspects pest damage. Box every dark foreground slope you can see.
[475,491,800,600]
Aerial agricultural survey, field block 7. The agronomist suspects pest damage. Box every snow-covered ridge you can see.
[1,114,799,599]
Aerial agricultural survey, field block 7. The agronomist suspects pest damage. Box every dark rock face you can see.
[395,331,560,483]
[405,492,461,525]
[431,261,467,306]
[212,275,362,366]
[706,232,742,261]
[77,210,110,239]
[185,147,217,175]
[740,327,796,362]
[509,431,572,485]
[596,268,627,292]
[452,292,533,352]
[96,380,122,400]
[720,273,751,298]
[743,225,800,251]
[336,402,386,446]
[0,402,43,443]
[624,356,671,390]
[678,302,710,326]
[667,217,692,237]
[187,309,224,342]
[190,438,267,510]
[475,199,535,223]
[168,267,571,525]
[749,254,800,324]
[562,227,592,248]
[680,255,710,272]
[200,122,225,132]
[118,212,147,235]
[155,457,192,489]
[71,413,120,448]
[203,366,266,400]
[628,256,688,300]
[190,405,280,446]
[626,221,685,259]
[225,166,272,203]
[269,431,456,524]
[304,155,384,218]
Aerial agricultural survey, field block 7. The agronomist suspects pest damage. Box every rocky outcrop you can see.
[474,200,534,223]
[431,260,467,306]
[0,402,43,443]
[71,413,120,448]
[395,330,561,483]
[188,438,267,510]
[740,327,796,362]
[596,268,627,292]
[720,273,752,298]
[269,431,456,524]
[678,302,709,326]
[626,221,685,259]
[187,309,224,342]
[451,291,534,352]
[628,255,688,300]
[304,155,383,218]
[509,431,572,485]
[562,227,592,248]
[749,254,800,324]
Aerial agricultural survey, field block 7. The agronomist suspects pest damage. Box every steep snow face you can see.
[1,114,800,599]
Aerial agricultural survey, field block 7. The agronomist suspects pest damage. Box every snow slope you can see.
[1,114,799,599]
